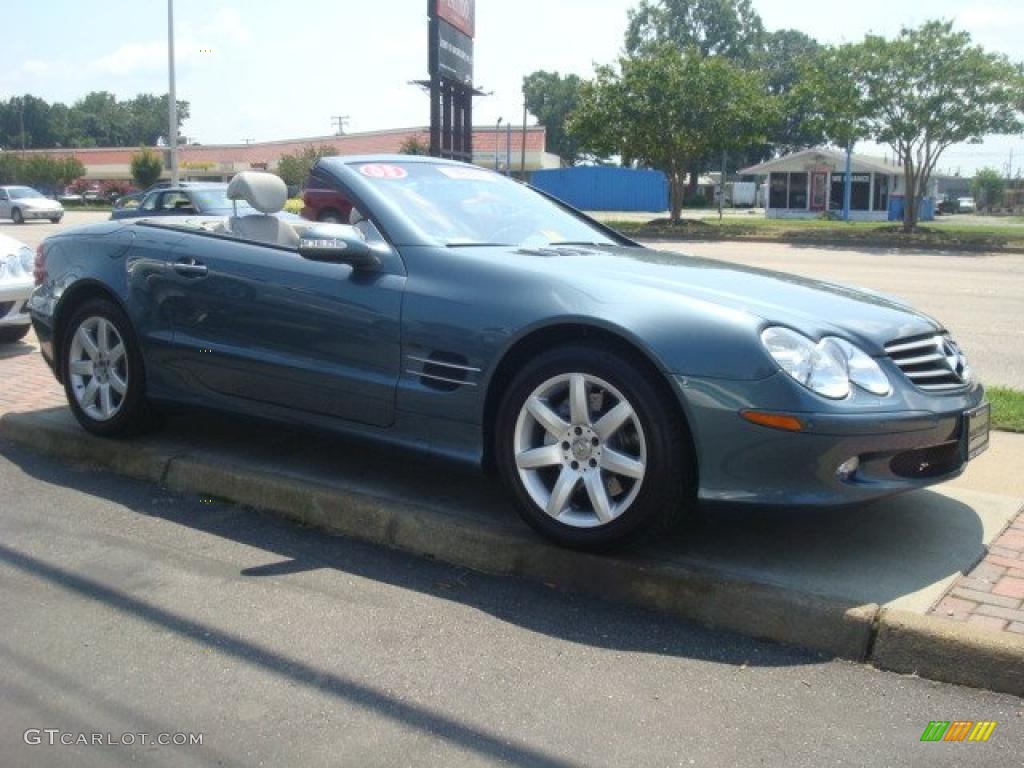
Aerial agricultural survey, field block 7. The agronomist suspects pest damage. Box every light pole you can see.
[495,117,503,171]
[167,0,179,185]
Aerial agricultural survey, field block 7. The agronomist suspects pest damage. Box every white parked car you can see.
[0,185,64,224]
[957,197,977,213]
[0,233,34,343]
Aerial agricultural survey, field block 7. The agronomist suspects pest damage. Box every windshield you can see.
[189,188,254,213]
[8,187,44,200]
[350,161,617,248]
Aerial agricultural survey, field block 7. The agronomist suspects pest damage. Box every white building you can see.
[739,147,936,222]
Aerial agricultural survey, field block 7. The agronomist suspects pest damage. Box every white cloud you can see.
[87,7,249,77]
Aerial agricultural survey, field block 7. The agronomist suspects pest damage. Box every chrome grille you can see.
[885,334,970,392]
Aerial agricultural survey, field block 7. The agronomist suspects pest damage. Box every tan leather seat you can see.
[226,172,299,248]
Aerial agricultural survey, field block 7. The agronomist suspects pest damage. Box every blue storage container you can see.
[529,167,668,212]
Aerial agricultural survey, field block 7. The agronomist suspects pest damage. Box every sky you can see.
[1,0,1022,175]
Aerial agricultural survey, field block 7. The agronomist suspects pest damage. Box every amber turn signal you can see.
[740,410,804,432]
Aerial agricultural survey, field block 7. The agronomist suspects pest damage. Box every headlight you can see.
[18,246,34,272]
[761,327,891,399]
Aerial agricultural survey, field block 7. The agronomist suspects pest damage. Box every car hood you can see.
[514,244,940,353]
[17,198,62,210]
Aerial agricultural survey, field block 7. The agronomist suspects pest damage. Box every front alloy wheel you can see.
[513,373,647,528]
[496,343,693,549]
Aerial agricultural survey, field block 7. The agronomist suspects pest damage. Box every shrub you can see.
[130,147,164,189]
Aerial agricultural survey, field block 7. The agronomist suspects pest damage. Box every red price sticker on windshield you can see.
[359,164,408,179]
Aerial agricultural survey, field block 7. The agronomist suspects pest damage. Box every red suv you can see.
[301,178,353,223]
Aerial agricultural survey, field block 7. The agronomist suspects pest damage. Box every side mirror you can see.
[298,223,379,269]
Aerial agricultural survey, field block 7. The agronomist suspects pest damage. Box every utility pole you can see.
[242,138,254,145]
[843,143,853,222]
[505,123,512,177]
[494,117,503,171]
[331,116,349,136]
[167,0,179,185]
[520,98,527,177]
[718,150,726,220]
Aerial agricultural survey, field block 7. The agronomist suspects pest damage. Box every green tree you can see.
[57,156,86,188]
[624,0,764,61]
[398,136,430,155]
[22,155,63,189]
[522,71,584,165]
[130,147,164,189]
[853,21,1024,230]
[274,145,336,188]
[0,153,24,185]
[570,45,774,222]
[972,167,1006,209]
[791,44,873,152]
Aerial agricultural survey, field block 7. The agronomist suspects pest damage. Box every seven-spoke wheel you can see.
[514,373,647,529]
[497,343,693,549]
[63,299,152,437]
[68,316,129,421]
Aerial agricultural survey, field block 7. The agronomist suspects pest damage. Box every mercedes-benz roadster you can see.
[28,157,990,548]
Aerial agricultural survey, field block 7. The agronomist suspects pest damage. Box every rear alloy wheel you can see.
[496,344,693,549]
[63,300,152,437]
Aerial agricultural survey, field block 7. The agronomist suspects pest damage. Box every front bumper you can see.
[0,280,33,327]
[18,207,63,220]
[675,373,987,507]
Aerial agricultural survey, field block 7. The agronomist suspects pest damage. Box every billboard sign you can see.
[435,0,475,38]
[437,20,473,85]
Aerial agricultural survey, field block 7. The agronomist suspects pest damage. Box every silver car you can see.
[0,186,64,224]
[0,233,34,343]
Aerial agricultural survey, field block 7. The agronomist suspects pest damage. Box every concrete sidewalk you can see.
[2,331,1023,694]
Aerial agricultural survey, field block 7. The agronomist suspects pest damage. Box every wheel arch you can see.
[481,321,698,483]
[52,280,133,383]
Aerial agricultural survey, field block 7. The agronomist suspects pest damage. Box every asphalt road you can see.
[0,442,1021,767]
[4,212,1021,387]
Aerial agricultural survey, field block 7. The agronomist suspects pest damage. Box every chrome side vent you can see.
[885,334,970,392]
[407,353,480,392]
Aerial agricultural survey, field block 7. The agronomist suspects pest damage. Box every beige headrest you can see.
[227,172,287,214]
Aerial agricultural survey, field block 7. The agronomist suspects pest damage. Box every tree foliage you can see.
[0,92,189,149]
[275,145,337,188]
[625,0,764,61]
[130,148,164,189]
[522,71,584,165]
[801,21,1024,230]
[398,136,430,155]
[972,167,1006,209]
[0,153,85,190]
[570,45,775,221]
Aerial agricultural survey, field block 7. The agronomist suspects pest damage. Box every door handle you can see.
[172,257,208,277]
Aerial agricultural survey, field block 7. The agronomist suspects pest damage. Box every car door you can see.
[161,227,404,428]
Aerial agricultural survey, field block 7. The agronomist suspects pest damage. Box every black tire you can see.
[11,208,24,224]
[50,217,62,224]
[495,342,694,550]
[62,298,153,437]
[0,324,30,343]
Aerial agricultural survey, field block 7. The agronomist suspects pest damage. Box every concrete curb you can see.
[3,409,1022,696]
[630,232,1024,255]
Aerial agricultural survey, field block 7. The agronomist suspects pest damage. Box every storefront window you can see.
[769,174,788,209]
[873,175,889,212]
[768,173,809,209]
[829,173,871,211]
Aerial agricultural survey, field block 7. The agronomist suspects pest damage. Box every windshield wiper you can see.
[547,241,612,247]
[445,242,514,248]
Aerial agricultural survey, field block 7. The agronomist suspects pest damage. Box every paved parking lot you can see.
[6,212,1021,387]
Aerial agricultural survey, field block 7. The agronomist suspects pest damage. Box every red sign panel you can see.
[435,0,475,38]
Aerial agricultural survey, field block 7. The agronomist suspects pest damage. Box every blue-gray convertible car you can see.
[28,156,990,548]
